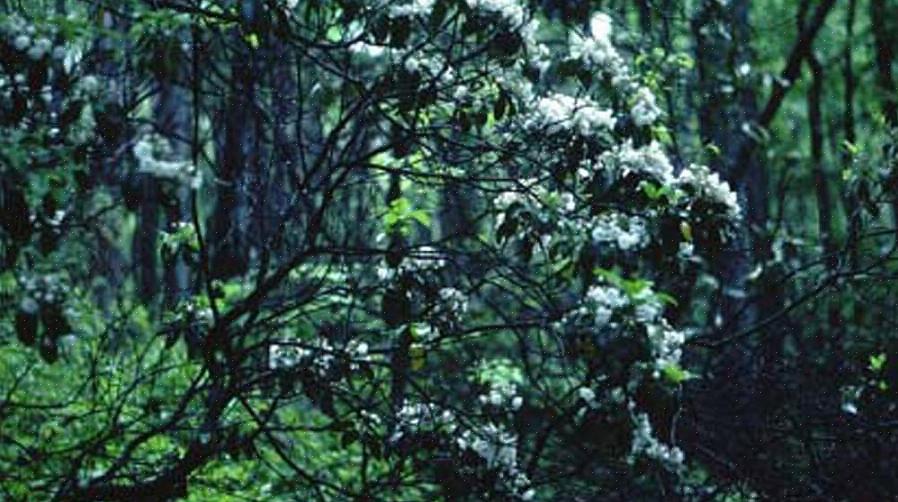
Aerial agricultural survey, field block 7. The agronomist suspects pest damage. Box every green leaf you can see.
[841,140,860,156]
[651,125,673,145]
[680,221,693,242]
[655,292,679,306]
[662,363,694,384]
[244,32,260,49]
[869,352,887,372]
[409,210,431,226]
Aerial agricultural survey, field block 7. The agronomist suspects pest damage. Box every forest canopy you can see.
[1,0,897,500]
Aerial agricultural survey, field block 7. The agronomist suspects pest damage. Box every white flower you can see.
[13,34,30,51]
[349,42,386,58]
[560,192,576,212]
[495,191,522,210]
[389,0,435,18]
[608,140,674,183]
[134,135,197,185]
[529,93,615,136]
[678,163,741,219]
[452,85,469,101]
[268,343,307,369]
[403,57,420,73]
[591,212,648,251]
[585,284,628,327]
[392,246,447,275]
[590,12,613,41]
[646,321,685,370]
[437,287,468,318]
[27,37,51,60]
[415,323,440,342]
[466,0,526,26]
[466,423,518,469]
[578,387,596,403]
[631,87,662,127]
[79,75,100,96]
[630,412,685,469]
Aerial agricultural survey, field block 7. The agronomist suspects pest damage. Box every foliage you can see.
[1,0,897,500]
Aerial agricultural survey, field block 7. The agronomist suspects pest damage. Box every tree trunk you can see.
[155,30,193,305]
[208,17,258,279]
[692,0,765,332]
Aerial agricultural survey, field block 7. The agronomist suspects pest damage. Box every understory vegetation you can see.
[1,0,897,500]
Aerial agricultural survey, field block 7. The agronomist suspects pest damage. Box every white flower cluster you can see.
[494,63,538,102]
[629,411,685,469]
[599,140,675,184]
[590,212,648,251]
[180,299,214,326]
[578,386,599,408]
[21,273,68,305]
[677,164,741,219]
[646,320,686,371]
[268,338,370,374]
[413,322,441,343]
[479,381,523,411]
[1,16,54,61]
[494,190,524,211]
[466,0,526,26]
[378,246,446,281]
[583,284,629,328]
[391,401,458,443]
[528,93,616,136]
[436,287,469,318]
[567,13,631,87]
[569,13,619,68]
[630,87,663,127]
[388,0,435,17]
[633,290,664,325]
[133,135,201,188]
[2,14,90,76]
[457,423,534,500]
[566,279,686,375]
[269,343,308,370]
[493,178,548,214]
[391,398,534,499]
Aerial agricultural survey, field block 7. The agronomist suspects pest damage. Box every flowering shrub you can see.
[0,1,741,500]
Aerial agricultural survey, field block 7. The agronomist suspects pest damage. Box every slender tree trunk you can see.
[133,176,160,300]
[209,20,258,279]
[807,53,835,269]
[870,0,898,246]
[871,0,898,126]
[155,30,193,305]
[266,37,298,260]
[842,0,860,268]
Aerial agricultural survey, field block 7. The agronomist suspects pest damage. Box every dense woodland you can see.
[1,0,897,500]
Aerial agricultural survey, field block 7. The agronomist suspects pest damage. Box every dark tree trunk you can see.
[870,0,898,247]
[155,34,193,305]
[843,0,860,268]
[807,54,835,269]
[692,0,765,332]
[265,37,298,260]
[133,175,160,300]
[208,21,258,279]
[871,0,898,126]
